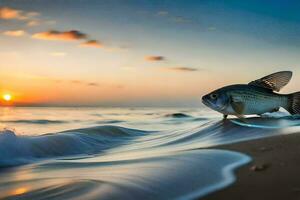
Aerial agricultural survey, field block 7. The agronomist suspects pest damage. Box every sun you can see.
[3,94,12,102]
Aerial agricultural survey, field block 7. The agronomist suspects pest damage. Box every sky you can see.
[0,0,300,107]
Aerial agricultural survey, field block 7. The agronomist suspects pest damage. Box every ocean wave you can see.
[164,113,192,118]
[0,126,148,167]
[1,116,300,168]
[164,114,209,121]
[0,119,67,124]
[1,116,300,200]
[0,150,250,200]
[95,120,124,124]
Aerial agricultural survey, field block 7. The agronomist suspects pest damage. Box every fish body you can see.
[202,71,300,118]
[202,84,288,115]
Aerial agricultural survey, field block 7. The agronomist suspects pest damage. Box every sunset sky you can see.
[0,0,300,106]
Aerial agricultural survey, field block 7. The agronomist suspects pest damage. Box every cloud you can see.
[32,30,87,41]
[3,30,26,37]
[87,82,99,87]
[165,67,198,72]
[0,6,47,28]
[145,56,165,61]
[0,7,40,20]
[80,40,103,48]
[27,20,40,27]
[104,45,129,52]
[32,30,106,50]
[71,80,82,84]
[71,80,122,89]
[0,7,22,20]
[70,80,99,87]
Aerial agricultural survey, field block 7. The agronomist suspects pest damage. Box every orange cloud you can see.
[145,56,165,61]
[70,80,99,87]
[32,30,87,41]
[165,66,198,72]
[0,7,21,19]
[0,7,39,20]
[71,80,83,84]
[80,40,103,48]
[3,30,26,37]
[87,82,99,87]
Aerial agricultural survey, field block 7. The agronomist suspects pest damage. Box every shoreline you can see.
[202,132,300,200]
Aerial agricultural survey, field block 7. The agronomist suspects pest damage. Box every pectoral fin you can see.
[231,101,245,115]
[248,71,292,92]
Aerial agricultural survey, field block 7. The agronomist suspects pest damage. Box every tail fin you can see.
[288,92,300,115]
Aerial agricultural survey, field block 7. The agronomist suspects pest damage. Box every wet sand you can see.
[203,132,300,200]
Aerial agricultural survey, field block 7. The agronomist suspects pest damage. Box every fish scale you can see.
[229,89,286,114]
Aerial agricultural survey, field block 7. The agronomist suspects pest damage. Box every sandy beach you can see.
[203,132,300,200]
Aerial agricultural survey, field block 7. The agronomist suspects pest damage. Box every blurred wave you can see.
[95,120,124,124]
[1,107,300,200]
[1,116,299,168]
[164,113,192,118]
[0,126,146,167]
[0,119,67,124]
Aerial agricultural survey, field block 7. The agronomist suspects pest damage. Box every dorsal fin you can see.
[248,71,292,92]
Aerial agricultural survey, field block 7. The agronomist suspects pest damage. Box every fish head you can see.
[202,89,230,113]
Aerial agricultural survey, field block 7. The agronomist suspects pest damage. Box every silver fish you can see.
[202,71,300,119]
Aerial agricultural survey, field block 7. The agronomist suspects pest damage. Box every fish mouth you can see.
[202,97,220,112]
[202,98,227,114]
[202,99,208,106]
[201,97,212,108]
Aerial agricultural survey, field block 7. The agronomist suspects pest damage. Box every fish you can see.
[202,71,300,119]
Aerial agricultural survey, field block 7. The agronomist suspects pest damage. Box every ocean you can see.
[0,106,300,199]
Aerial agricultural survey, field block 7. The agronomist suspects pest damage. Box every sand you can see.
[203,132,300,200]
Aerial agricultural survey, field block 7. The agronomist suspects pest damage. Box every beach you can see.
[204,131,300,200]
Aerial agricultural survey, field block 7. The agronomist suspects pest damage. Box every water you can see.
[0,107,300,199]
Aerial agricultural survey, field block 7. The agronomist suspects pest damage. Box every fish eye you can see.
[210,93,218,99]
